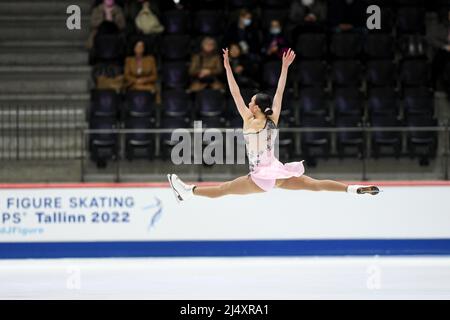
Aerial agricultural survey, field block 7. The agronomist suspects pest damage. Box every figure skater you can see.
[168,48,380,202]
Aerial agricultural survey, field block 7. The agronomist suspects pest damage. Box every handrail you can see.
[82,126,448,134]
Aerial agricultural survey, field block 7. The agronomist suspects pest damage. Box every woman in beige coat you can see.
[124,41,158,96]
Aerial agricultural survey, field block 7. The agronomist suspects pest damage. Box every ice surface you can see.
[1,256,450,299]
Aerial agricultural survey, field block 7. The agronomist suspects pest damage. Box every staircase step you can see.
[0,74,90,94]
[0,93,89,102]
[0,1,92,16]
[0,107,86,123]
[0,26,89,41]
[0,128,86,153]
[0,15,89,28]
[0,123,86,129]
[0,101,88,110]
[0,65,91,73]
[0,40,85,49]
[0,151,84,160]
[0,51,88,65]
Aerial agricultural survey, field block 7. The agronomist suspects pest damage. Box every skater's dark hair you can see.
[255,93,273,116]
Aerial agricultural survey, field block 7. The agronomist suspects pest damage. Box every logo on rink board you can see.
[0,189,164,240]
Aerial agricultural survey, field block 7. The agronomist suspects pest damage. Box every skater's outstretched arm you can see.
[271,48,296,125]
[222,48,253,121]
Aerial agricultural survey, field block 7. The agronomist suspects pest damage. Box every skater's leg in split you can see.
[168,173,379,202]
[193,175,265,198]
[277,175,348,192]
[277,175,380,194]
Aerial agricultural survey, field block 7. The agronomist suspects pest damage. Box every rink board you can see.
[1,182,450,258]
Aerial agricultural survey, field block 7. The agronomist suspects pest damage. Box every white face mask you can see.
[301,0,314,6]
[270,27,281,35]
[242,18,252,27]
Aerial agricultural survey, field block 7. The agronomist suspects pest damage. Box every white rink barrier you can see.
[1,181,450,258]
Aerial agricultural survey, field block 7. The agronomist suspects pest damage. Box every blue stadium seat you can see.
[299,87,329,119]
[331,60,362,88]
[364,34,395,59]
[162,35,191,61]
[162,10,190,34]
[262,61,282,89]
[370,116,401,158]
[397,7,426,34]
[92,34,124,64]
[406,115,437,163]
[368,87,399,120]
[367,60,396,87]
[403,87,434,119]
[88,117,119,167]
[296,60,327,87]
[125,90,155,119]
[124,117,154,161]
[195,89,226,117]
[193,10,224,36]
[400,59,430,87]
[334,87,364,120]
[162,88,192,118]
[295,33,327,59]
[335,116,364,158]
[162,61,189,89]
[90,89,120,119]
[330,33,363,59]
[301,116,331,161]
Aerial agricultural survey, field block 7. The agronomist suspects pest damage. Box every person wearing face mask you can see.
[262,20,289,61]
[287,0,326,42]
[87,0,126,49]
[223,9,262,59]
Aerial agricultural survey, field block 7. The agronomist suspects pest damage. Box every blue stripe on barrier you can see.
[1,239,450,259]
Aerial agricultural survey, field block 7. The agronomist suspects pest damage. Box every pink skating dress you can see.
[243,118,305,191]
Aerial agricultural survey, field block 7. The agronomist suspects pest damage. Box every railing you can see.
[1,104,449,182]
[0,105,85,160]
[81,123,450,182]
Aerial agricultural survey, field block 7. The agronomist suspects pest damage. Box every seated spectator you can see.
[427,10,450,89]
[228,43,259,88]
[262,20,289,61]
[124,40,158,96]
[189,37,224,92]
[87,0,126,49]
[94,63,124,93]
[287,0,326,41]
[223,9,261,59]
[125,0,160,22]
[134,1,164,35]
[327,0,365,33]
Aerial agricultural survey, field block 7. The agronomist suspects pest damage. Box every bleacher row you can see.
[87,0,449,167]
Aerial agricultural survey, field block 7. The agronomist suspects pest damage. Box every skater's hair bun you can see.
[255,93,273,117]
[263,108,273,116]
